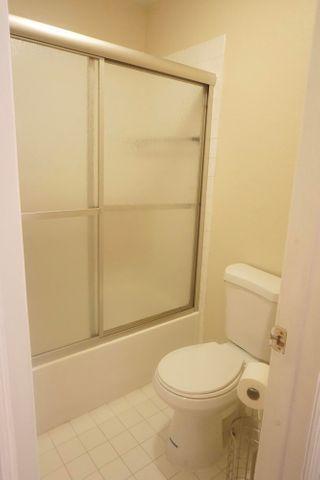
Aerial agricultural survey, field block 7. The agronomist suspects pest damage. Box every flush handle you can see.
[269,325,287,354]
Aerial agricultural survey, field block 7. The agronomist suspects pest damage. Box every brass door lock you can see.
[269,325,287,354]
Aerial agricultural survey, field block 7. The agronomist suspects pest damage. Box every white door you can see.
[0,1,39,479]
[255,1,320,479]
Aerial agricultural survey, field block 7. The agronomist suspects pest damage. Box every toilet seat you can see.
[156,342,247,400]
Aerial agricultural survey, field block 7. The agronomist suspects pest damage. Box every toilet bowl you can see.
[153,341,254,469]
[153,264,281,470]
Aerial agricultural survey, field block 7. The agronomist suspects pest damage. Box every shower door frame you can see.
[10,15,216,363]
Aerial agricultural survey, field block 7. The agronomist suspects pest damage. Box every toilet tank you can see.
[224,264,281,362]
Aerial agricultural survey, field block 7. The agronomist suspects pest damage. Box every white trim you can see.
[303,373,320,479]
[0,2,39,479]
[0,308,18,480]
[255,1,320,478]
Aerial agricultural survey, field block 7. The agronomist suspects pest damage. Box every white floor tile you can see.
[109,397,132,415]
[79,427,106,451]
[66,453,97,480]
[141,384,157,398]
[125,389,148,406]
[159,426,170,442]
[39,449,63,478]
[122,445,151,473]
[110,431,138,455]
[89,405,115,425]
[99,417,126,439]
[129,421,155,443]
[211,472,225,480]
[163,407,174,419]
[135,399,159,419]
[89,441,118,468]
[135,462,166,480]
[57,438,85,463]
[141,435,166,460]
[151,396,167,410]
[172,471,198,480]
[43,466,71,480]
[39,384,225,480]
[117,407,143,428]
[100,457,131,480]
[38,434,55,455]
[71,414,96,435]
[148,411,170,435]
[84,472,104,480]
[194,463,221,480]
[49,423,76,447]
[154,454,181,479]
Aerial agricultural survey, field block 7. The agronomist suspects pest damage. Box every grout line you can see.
[39,384,226,479]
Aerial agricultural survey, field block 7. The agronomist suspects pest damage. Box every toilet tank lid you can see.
[224,263,281,302]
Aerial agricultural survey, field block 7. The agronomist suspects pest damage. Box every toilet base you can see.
[166,410,224,470]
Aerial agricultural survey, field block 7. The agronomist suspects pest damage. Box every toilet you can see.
[153,263,281,470]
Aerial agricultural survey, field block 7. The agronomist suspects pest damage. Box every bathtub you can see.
[33,312,199,433]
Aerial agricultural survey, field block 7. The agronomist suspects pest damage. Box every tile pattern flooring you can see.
[38,384,226,480]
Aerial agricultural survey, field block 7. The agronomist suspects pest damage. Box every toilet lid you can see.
[157,342,245,396]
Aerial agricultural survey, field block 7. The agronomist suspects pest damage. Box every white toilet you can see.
[153,263,281,470]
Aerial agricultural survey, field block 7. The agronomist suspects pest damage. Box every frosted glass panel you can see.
[23,216,98,355]
[103,62,205,205]
[12,37,206,352]
[11,39,98,212]
[102,208,196,330]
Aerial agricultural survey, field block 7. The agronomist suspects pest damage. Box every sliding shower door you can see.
[11,39,99,355]
[101,62,205,332]
[11,38,207,357]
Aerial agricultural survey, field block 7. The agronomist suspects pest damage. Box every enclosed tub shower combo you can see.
[10,16,216,432]
[9,16,282,477]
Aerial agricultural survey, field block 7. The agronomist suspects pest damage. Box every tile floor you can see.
[38,384,226,480]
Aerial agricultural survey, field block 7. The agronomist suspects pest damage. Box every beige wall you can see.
[9,0,148,50]
[146,0,317,340]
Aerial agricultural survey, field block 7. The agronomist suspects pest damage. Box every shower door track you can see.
[11,15,215,364]
[9,15,216,86]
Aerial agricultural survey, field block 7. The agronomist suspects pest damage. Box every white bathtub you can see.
[33,312,199,433]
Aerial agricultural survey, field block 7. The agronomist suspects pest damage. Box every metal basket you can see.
[226,413,261,480]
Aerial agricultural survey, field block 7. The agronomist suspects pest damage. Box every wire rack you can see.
[226,411,261,480]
